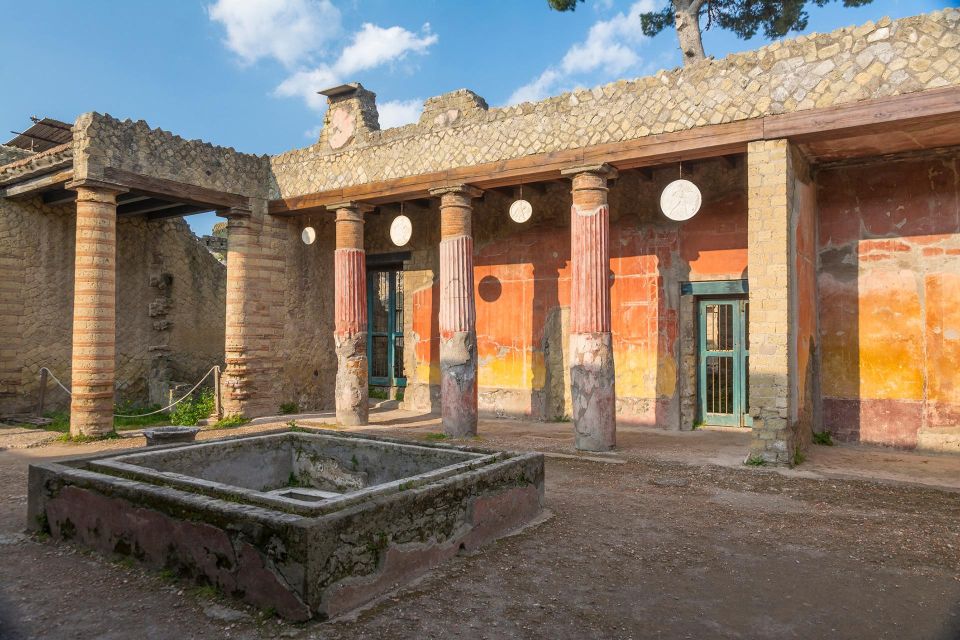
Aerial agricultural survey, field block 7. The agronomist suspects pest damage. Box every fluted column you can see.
[561,164,618,451]
[328,202,372,426]
[66,180,126,438]
[430,184,482,437]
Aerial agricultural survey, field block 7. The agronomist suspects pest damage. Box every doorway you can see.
[697,297,750,426]
[367,267,406,388]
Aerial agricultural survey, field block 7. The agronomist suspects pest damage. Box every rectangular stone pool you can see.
[27,428,544,620]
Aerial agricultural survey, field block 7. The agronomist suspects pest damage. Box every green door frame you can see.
[697,297,750,427]
[367,268,407,388]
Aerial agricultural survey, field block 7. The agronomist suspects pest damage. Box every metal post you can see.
[213,366,223,419]
[36,368,48,417]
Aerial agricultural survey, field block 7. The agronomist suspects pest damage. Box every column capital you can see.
[560,163,619,180]
[429,184,483,199]
[326,201,376,214]
[64,178,128,196]
[216,204,252,219]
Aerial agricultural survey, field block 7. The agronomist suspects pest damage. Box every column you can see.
[430,184,482,437]
[65,180,126,438]
[328,202,372,426]
[220,204,254,414]
[219,199,288,418]
[561,164,618,451]
[746,139,814,465]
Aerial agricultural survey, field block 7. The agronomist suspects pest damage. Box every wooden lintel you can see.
[100,167,249,210]
[117,198,180,216]
[0,169,74,199]
[763,85,960,141]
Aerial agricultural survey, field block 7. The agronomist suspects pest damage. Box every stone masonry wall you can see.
[278,214,337,413]
[0,195,226,415]
[0,145,34,166]
[270,10,959,198]
[72,113,271,198]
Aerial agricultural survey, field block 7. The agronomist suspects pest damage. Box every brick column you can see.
[328,202,372,426]
[221,204,255,414]
[430,185,482,437]
[561,164,618,451]
[66,181,126,438]
[220,199,287,418]
[746,139,812,464]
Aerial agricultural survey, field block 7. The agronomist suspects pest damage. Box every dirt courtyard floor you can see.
[1,408,959,639]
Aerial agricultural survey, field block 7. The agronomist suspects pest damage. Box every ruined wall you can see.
[0,145,33,166]
[0,195,226,414]
[72,113,270,198]
[817,149,960,448]
[278,214,337,413]
[359,159,746,426]
[270,10,959,197]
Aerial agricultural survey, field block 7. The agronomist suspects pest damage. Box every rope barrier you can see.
[38,366,220,418]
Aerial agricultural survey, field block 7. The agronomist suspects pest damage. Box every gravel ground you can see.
[1,420,958,639]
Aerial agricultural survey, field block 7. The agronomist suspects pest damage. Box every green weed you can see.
[170,389,215,426]
[812,431,834,446]
[744,454,767,467]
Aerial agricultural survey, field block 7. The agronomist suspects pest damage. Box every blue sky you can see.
[1,0,953,236]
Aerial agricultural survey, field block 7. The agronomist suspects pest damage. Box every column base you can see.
[70,391,114,438]
[440,330,478,437]
[570,332,616,451]
[335,333,369,426]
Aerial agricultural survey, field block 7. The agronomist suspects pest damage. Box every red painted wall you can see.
[409,182,748,425]
[817,152,960,447]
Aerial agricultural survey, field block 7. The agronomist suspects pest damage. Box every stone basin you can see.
[142,426,200,447]
[27,428,544,620]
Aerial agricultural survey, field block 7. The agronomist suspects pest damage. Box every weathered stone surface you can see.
[0,191,225,416]
[570,332,616,451]
[268,10,960,199]
[27,430,545,621]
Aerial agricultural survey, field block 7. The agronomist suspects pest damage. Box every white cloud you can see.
[377,98,424,128]
[207,0,341,67]
[209,3,437,136]
[275,67,338,110]
[507,0,659,105]
[273,22,437,110]
[337,23,438,76]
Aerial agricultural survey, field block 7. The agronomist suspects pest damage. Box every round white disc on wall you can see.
[509,199,533,223]
[301,226,317,245]
[660,179,702,221]
[390,215,412,246]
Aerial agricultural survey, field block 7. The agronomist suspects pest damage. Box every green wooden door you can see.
[367,269,406,387]
[698,298,749,426]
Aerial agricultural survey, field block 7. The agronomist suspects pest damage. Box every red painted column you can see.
[561,164,618,451]
[430,184,482,437]
[328,202,372,426]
